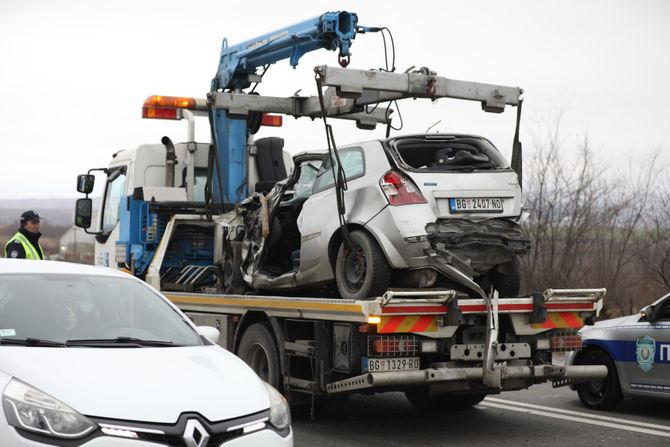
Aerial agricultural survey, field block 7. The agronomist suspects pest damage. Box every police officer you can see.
[4,210,45,260]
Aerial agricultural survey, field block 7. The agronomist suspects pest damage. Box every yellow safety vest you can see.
[4,232,44,260]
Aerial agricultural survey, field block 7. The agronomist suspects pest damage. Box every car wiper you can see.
[65,337,178,347]
[0,337,65,347]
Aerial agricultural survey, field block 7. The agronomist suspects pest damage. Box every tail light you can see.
[260,113,283,127]
[550,332,582,352]
[380,171,427,206]
[368,335,418,357]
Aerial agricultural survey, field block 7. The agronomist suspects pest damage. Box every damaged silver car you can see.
[219,133,530,300]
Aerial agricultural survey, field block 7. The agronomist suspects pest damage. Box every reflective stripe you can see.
[531,311,583,329]
[4,232,44,260]
[379,315,438,333]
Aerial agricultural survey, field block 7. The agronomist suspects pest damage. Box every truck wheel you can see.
[335,231,391,300]
[237,323,281,390]
[575,349,623,410]
[222,242,245,294]
[492,256,521,297]
[404,389,486,410]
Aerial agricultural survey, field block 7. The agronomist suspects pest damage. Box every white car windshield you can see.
[0,274,203,347]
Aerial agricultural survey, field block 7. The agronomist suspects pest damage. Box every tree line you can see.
[520,117,669,317]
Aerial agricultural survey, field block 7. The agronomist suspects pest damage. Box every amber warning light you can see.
[142,95,196,120]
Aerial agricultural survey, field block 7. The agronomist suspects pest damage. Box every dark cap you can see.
[20,210,41,223]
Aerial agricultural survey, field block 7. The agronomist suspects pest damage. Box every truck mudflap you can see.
[325,364,608,394]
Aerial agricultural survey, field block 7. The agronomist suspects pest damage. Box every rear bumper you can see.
[326,364,608,394]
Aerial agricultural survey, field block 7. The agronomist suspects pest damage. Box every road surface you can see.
[292,384,669,447]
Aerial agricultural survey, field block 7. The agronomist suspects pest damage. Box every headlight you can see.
[2,378,96,439]
[263,382,290,432]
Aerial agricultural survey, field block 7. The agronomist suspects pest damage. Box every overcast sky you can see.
[1,0,668,199]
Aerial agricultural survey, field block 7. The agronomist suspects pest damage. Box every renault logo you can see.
[183,419,210,447]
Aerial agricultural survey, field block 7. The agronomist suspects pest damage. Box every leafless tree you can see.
[520,117,668,317]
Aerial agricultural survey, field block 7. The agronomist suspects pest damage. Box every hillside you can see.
[0,198,99,226]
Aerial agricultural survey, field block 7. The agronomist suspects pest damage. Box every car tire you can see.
[222,241,245,294]
[575,349,623,410]
[335,230,391,300]
[237,323,281,390]
[404,389,486,410]
[492,256,521,297]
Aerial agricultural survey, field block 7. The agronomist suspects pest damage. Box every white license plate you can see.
[362,357,420,372]
[449,197,503,213]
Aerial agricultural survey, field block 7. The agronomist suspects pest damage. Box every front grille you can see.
[91,410,270,447]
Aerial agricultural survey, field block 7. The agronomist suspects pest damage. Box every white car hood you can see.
[592,314,638,329]
[0,346,269,423]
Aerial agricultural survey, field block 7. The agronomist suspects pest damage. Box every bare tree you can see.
[520,117,667,317]
[638,167,670,295]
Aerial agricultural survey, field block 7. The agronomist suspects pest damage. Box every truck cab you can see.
[92,140,211,270]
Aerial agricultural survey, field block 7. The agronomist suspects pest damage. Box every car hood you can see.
[591,314,638,329]
[0,346,269,423]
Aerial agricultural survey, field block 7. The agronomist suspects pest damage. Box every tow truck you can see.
[73,11,608,411]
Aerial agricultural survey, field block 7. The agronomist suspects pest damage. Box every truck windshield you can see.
[0,273,203,346]
[102,168,127,233]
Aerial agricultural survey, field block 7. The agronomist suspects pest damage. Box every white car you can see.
[221,134,529,299]
[0,259,292,446]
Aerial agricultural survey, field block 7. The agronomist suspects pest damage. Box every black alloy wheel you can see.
[575,348,623,410]
[335,230,391,300]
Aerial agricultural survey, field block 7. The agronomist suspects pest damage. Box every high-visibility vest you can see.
[4,232,44,260]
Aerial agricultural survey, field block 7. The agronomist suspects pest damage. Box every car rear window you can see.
[391,136,508,172]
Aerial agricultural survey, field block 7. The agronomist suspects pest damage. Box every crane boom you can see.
[212,11,360,92]
[209,11,377,204]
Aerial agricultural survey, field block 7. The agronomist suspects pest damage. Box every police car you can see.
[566,293,670,410]
[0,260,292,446]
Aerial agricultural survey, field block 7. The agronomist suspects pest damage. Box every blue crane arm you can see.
[212,11,359,92]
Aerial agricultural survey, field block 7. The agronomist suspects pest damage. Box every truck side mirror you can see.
[640,304,657,322]
[74,198,93,228]
[77,174,96,194]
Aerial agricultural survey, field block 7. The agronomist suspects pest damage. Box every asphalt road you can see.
[291,384,670,447]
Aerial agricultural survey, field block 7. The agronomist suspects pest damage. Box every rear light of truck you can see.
[380,171,427,206]
[368,335,418,357]
[260,113,283,127]
[550,332,582,352]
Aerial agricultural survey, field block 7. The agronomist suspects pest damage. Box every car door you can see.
[297,145,388,283]
[625,294,670,395]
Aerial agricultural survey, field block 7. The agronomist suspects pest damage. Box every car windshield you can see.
[0,273,203,347]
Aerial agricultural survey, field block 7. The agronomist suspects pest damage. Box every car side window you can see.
[294,160,323,200]
[312,148,365,193]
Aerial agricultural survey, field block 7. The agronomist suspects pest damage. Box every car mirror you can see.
[74,198,93,229]
[77,174,96,194]
[197,326,220,343]
[640,304,657,322]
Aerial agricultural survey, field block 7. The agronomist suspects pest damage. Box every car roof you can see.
[0,259,130,278]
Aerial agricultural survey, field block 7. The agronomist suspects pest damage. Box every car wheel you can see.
[222,242,245,294]
[335,230,391,300]
[237,323,281,390]
[575,349,623,410]
[404,389,486,410]
[492,256,521,297]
